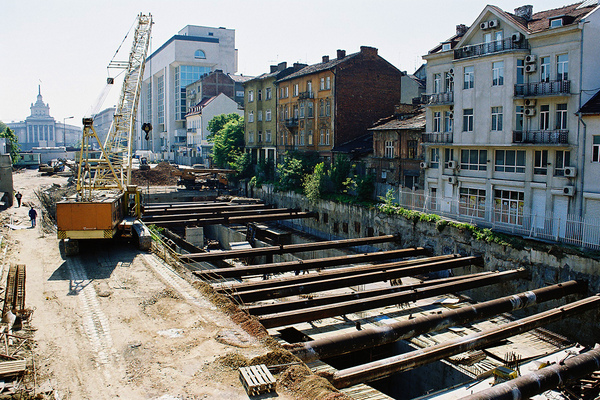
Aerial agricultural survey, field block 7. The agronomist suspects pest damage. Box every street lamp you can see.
[63,116,74,147]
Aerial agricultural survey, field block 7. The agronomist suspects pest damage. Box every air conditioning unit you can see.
[480,21,490,30]
[524,99,536,107]
[563,186,576,196]
[564,167,577,177]
[488,19,500,28]
[448,176,458,185]
[525,54,537,64]
[512,32,523,43]
[524,108,536,117]
[447,160,458,169]
[420,161,429,169]
[525,64,537,73]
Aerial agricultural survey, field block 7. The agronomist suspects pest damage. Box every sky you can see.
[0,0,577,126]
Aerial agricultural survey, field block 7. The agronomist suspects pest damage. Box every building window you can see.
[326,99,331,116]
[258,131,263,143]
[325,129,330,145]
[407,140,418,159]
[194,49,206,59]
[308,130,313,145]
[516,59,525,85]
[430,148,440,168]
[491,106,503,131]
[554,150,570,176]
[593,136,600,162]
[459,188,486,219]
[463,66,474,89]
[320,78,325,90]
[146,81,152,124]
[433,73,441,93]
[556,103,567,130]
[494,189,524,225]
[293,84,299,96]
[463,109,474,132]
[540,56,550,83]
[434,112,441,132]
[248,90,254,102]
[293,105,298,118]
[157,75,165,124]
[308,102,314,118]
[444,111,453,132]
[557,54,568,80]
[257,111,263,121]
[280,87,288,99]
[540,105,550,130]
[515,106,524,131]
[248,111,254,123]
[445,72,454,92]
[266,87,272,100]
[319,100,325,116]
[258,90,262,101]
[492,61,504,86]
[307,80,312,93]
[300,129,305,145]
[175,65,210,120]
[444,148,454,168]
[384,141,394,158]
[326,76,331,89]
[248,132,254,143]
[550,18,563,28]
[495,150,526,173]
[320,129,325,145]
[534,150,548,175]
[299,103,305,118]
[266,130,272,143]
[461,149,487,171]
[265,109,271,121]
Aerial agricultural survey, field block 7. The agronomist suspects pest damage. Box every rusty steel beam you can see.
[244,271,500,316]
[258,269,526,328]
[286,280,586,361]
[229,256,483,303]
[142,203,269,216]
[330,294,600,389]
[181,234,401,262]
[458,347,600,400]
[143,201,232,210]
[196,248,430,280]
[142,207,299,223]
[216,253,448,294]
[150,211,316,228]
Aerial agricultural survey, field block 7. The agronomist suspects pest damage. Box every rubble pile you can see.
[131,162,178,186]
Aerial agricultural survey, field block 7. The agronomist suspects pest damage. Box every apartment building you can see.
[421,2,600,234]
[579,90,600,216]
[276,46,402,164]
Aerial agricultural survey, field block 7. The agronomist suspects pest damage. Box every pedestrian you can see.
[15,192,22,207]
[28,206,37,228]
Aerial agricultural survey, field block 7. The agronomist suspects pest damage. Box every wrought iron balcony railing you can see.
[284,118,299,127]
[298,91,314,99]
[425,91,454,105]
[513,130,568,145]
[422,132,453,143]
[514,80,571,97]
[454,38,529,60]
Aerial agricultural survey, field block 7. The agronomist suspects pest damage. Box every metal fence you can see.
[381,187,600,251]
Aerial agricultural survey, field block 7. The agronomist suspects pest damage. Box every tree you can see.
[328,154,351,192]
[0,127,20,164]
[303,162,326,202]
[229,151,253,182]
[0,121,7,134]
[209,115,244,168]
[207,113,241,139]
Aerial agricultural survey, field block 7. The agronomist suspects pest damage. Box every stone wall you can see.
[252,184,600,344]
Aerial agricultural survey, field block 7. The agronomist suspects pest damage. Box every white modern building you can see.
[185,93,243,166]
[138,25,238,162]
[93,107,116,149]
[421,1,600,241]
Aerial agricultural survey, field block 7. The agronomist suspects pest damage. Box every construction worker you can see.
[15,192,22,207]
[28,206,37,228]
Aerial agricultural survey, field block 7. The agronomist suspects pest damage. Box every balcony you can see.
[284,118,299,128]
[512,130,568,145]
[514,80,571,97]
[454,38,529,60]
[299,91,314,100]
[422,132,453,143]
[424,91,454,106]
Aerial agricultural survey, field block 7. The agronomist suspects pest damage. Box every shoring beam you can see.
[229,256,483,303]
[245,271,499,316]
[142,207,298,223]
[196,248,430,279]
[258,269,526,329]
[150,211,316,228]
[142,203,269,216]
[457,347,600,400]
[286,280,586,361]
[216,254,451,294]
[181,234,401,262]
[329,294,600,389]
[143,201,236,210]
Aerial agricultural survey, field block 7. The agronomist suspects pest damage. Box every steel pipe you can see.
[142,207,299,223]
[286,280,586,361]
[198,248,430,279]
[142,203,267,216]
[230,256,483,303]
[330,294,600,389]
[150,211,315,228]
[181,234,401,262]
[259,269,526,328]
[457,347,600,400]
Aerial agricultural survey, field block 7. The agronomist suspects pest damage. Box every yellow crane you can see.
[56,14,153,255]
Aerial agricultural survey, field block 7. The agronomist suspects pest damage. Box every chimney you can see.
[293,62,307,70]
[322,55,330,63]
[456,24,468,36]
[360,46,378,57]
[270,65,278,73]
[277,61,287,71]
[514,5,533,21]
[337,49,346,59]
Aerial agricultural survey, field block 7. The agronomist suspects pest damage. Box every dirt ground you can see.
[2,168,299,400]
